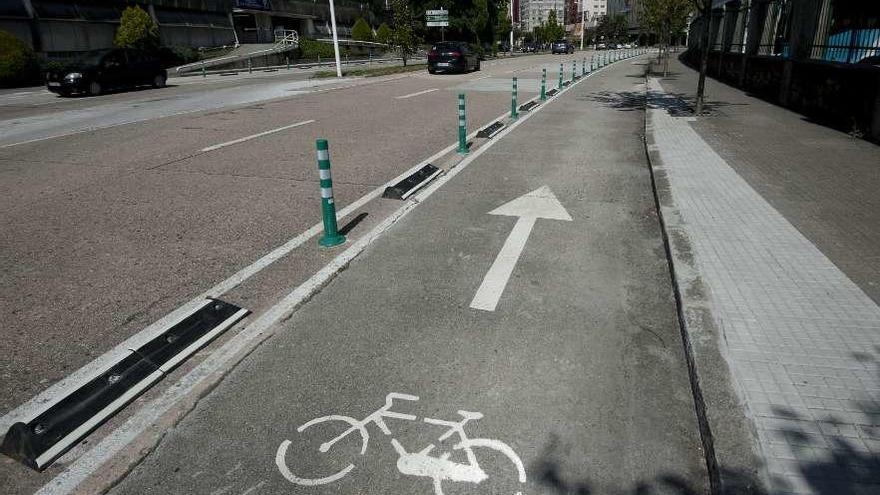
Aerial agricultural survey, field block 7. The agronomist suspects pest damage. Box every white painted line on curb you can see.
[200,120,315,152]
[395,88,439,99]
[33,59,599,495]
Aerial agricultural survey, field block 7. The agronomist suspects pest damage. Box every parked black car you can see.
[46,48,167,97]
[551,40,574,54]
[427,42,481,74]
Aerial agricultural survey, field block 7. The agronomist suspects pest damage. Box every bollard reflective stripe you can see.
[458,93,467,154]
[571,60,576,82]
[540,68,547,101]
[315,139,345,247]
[511,77,518,120]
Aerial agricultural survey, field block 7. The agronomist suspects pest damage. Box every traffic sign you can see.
[426,9,449,27]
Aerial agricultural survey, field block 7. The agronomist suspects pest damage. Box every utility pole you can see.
[328,0,343,77]
[509,0,514,52]
[580,9,586,51]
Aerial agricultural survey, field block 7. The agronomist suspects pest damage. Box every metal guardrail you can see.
[175,30,301,74]
[173,56,428,78]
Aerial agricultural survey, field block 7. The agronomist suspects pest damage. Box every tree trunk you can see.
[696,14,711,115]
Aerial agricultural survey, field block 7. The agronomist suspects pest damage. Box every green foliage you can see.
[352,17,374,42]
[544,10,565,41]
[597,13,628,42]
[391,0,419,65]
[114,5,159,51]
[299,38,337,59]
[376,23,393,46]
[494,0,512,44]
[0,30,39,88]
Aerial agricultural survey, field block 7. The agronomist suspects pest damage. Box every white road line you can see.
[200,120,314,152]
[0,120,471,436]
[32,65,599,495]
[395,88,439,99]
[470,75,491,81]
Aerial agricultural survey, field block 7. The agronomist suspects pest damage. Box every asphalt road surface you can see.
[0,51,709,495]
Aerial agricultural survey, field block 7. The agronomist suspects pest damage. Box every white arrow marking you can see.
[470,186,572,312]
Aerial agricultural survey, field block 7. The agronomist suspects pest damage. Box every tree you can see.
[376,22,392,46]
[114,5,159,51]
[0,30,39,88]
[640,0,691,76]
[466,0,490,53]
[692,0,711,115]
[545,10,565,41]
[494,0,512,50]
[352,17,374,42]
[597,13,628,43]
[391,0,419,66]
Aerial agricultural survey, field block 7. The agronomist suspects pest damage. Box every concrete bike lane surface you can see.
[109,57,709,495]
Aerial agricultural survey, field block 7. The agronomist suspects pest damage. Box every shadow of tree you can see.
[580,89,742,117]
[529,350,879,495]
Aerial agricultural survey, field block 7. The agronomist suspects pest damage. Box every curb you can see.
[642,74,769,495]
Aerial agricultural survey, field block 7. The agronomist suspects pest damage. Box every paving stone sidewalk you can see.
[645,68,880,495]
[654,56,880,306]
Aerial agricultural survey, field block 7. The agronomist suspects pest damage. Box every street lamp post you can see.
[328,0,343,78]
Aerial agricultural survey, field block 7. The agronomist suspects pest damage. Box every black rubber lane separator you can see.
[0,299,248,471]
[382,164,442,200]
[476,121,505,139]
[519,101,539,112]
[546,88,559,97]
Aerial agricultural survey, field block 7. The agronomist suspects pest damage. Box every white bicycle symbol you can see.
[276,393,527,495]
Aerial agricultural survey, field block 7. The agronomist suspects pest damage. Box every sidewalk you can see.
[103,56,710,495]
[646,58,880,494]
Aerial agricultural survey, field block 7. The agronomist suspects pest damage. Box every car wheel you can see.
[152,74,167,88]
[57,89,72,97]
[428,68,436,74]
[88,81,102,96]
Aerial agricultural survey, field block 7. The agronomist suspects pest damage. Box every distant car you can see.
[616,43,624,49]
[46,48,167,97]
[428,41,480,74]
[596,43,607,50]
[521,43,537,53]
[624,43,633,49]
[551,40,573,54]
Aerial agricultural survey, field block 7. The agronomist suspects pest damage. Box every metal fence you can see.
[810,1,880,64]
[757,0,792,57]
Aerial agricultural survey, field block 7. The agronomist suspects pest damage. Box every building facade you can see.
[607,0,640,35]
[0,0,376,54]
[687,0,880,140]
[520,0,566,32]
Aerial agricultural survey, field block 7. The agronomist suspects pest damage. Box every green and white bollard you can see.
[540,68,547,101]
[558,63,563,89]
[286,56,290,70]
[571,60,576,82]
[511,77,518,120]
[457,93,467,154]
[582,57,586,76]
[202,66,206,78]
[315,139,345,248]
[248,58,252,73]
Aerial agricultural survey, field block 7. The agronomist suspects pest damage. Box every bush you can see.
[0,30,39,88]
[376,23,392,46]
[299,38,338,59]
[352,18,373,42]
[115,5,159,50]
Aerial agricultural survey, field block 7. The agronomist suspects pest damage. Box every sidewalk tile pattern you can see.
[648,78,880,495]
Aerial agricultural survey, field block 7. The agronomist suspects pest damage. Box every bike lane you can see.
[109,57,709,495]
